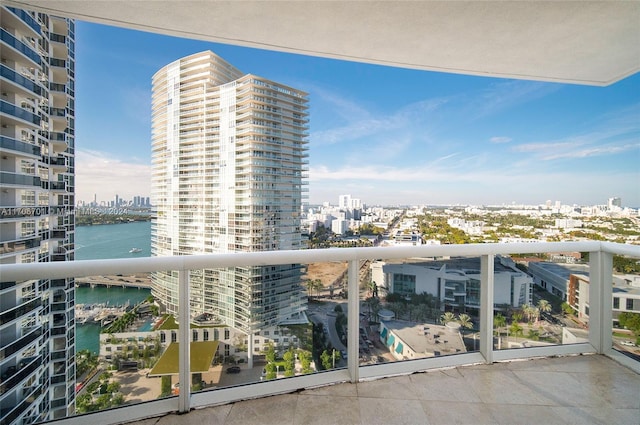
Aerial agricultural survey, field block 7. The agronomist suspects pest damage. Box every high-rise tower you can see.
[151,51,308,350]
[1,6,76,423]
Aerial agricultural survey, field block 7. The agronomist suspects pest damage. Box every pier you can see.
[75,273,152,289]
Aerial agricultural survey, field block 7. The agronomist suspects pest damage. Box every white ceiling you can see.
[5,1,640,86]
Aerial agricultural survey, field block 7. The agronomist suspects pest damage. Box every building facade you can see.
[1,6,76,424]
[151,51,308,362]
[374,256,532,312]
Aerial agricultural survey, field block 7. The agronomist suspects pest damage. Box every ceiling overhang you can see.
[4,1,640,86]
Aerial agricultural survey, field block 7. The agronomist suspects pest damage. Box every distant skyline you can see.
[75,22,640,207]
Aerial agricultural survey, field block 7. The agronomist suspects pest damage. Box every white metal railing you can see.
[1,241,639,425]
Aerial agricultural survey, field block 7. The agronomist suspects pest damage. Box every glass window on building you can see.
[393,274,416,296]
[627,298,635,310]
[613,297,620,309]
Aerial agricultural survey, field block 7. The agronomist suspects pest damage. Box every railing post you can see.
[589,249,613,354]
[480,254,494,364]
[178,269,191,412]
[347,259,360,383]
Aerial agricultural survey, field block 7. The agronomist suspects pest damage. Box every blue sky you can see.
[75,22,640,208]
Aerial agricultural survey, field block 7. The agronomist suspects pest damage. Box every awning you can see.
[395,342,404,354]
[387,334,395,346]
[380,328,388,340]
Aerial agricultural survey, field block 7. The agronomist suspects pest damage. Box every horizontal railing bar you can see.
[491,343,596,362]
[191,368,351,410]
[46,397,177,425]
[600,241,640,257]
[3,241,632,282]
[358,352,485,381]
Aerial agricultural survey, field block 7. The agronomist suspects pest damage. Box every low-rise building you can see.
[379,320,466,360]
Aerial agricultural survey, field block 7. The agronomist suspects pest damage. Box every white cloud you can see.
[490,136,512,144]
[75,149,151,204]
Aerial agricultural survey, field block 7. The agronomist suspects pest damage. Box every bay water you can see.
[75,221,152,354]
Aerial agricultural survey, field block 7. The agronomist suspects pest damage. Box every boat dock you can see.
[75,274,152,290]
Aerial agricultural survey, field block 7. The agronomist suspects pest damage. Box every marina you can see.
[75,302,130,326]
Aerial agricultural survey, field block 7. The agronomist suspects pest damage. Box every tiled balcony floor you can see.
[130,354,639,425]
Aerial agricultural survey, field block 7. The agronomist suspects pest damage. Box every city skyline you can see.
[75,22,640,207]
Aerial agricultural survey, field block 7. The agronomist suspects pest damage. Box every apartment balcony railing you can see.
[0,64,44,97]
[0,135,40,157]
[0,100,41,126]
[6,7,41,34]
[0,29,41,65]
[1,241,638,425]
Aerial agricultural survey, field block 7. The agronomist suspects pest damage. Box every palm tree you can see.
[512,310,524,323]
[537,299,551,316]
[522,304,534,323]
[364,296,381,321]
[440,311,456,325]
[457,313,473,331]
[509,322,524,339]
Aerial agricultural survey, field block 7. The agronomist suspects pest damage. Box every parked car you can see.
[226,366,241,374]
[620,341,636,347]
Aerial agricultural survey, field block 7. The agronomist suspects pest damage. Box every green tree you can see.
[320,350,332,370]
[509,322,524,338]
[265,362,277,380]
[283,349,296,377]
[264,341,276,364]
[298,350,312,374]
[618,312,640,334]
[494,314,507,334]
[561,302,575,316]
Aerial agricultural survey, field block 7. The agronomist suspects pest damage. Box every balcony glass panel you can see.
[0,64,43,96]
[0,100,41,126]
[0,29,41,65]
[492,252,578,351]
[610,252,640,360]
[362,256,479,367]
[0,135,40,156]
[1,242,638,424]
[6,7,41,33]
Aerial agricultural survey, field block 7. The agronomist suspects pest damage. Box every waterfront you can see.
[75,221,151,260]
[75,221,152,353]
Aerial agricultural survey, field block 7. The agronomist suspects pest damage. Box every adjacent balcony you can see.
[0,100,41,126]
[0,171,41,189]
[1,241,638,425]
[0,29,41,66]
[49,131,69,151]
[6,7,41,34]
[0,64,44,97]
[0,135,40,157]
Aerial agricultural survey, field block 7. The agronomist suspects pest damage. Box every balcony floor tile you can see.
[124,355,639,425]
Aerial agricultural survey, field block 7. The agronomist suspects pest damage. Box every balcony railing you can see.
[1,241,638,425]
[6,7,41,34]
[0,100,41,126]
[0,135,40,157]
[0,29,41,65]
[0,64,44,96]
